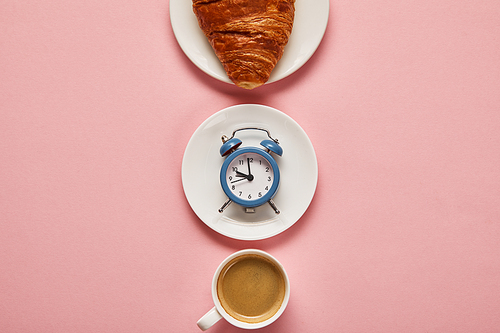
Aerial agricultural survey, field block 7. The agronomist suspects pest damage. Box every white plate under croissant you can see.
[170,0,329,87]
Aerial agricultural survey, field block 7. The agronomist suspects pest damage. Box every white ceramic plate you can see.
[182,104,318,240]
[170,0,329,85]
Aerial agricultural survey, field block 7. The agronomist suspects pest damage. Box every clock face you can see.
[221,149,280,207]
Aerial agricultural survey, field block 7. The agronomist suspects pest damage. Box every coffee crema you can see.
[217,254,286,324]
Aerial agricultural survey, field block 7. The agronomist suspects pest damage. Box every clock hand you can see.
[247,158,252,176]
[231,177,248,184]
[233,170,254,182]
[231,171,253,184]
[235,171,248,178]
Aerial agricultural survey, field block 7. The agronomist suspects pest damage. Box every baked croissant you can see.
[192,0,295,89]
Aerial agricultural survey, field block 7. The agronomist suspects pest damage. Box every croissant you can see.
[192,0,295,89]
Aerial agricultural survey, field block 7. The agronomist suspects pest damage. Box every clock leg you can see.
[218,198,232,213]
[268,199,280,214]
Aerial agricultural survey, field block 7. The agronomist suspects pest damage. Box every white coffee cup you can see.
[197,249,290,330]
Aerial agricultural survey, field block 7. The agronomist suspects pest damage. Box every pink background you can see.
[1,0,500,332]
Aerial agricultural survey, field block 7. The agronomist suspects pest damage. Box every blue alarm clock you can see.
[218,128,283,214]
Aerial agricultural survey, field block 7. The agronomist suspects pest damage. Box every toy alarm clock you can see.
[218,128,283,214]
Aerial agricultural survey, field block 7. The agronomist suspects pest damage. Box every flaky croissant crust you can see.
[193,0,295,89]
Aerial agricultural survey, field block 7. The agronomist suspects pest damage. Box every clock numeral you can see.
[248,194,252,199]
[232,185,235,190]
[249,158,253,163]
[258,192,262,197]
[229,176,233,181]
[238,159,244,165]
[267,176,272,181]
[265,186,269,191]
[265,167,270,172]
[232,167,238,172]
[239,191,242,197]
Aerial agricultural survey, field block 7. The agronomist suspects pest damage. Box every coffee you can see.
[216,254,286,324]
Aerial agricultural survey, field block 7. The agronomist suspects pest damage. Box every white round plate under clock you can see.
[181,104,318,240]
[170,0,329,85]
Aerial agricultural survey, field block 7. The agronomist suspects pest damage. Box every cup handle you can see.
[197,306,223,331]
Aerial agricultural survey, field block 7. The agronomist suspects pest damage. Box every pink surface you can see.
[1,0,500,332]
